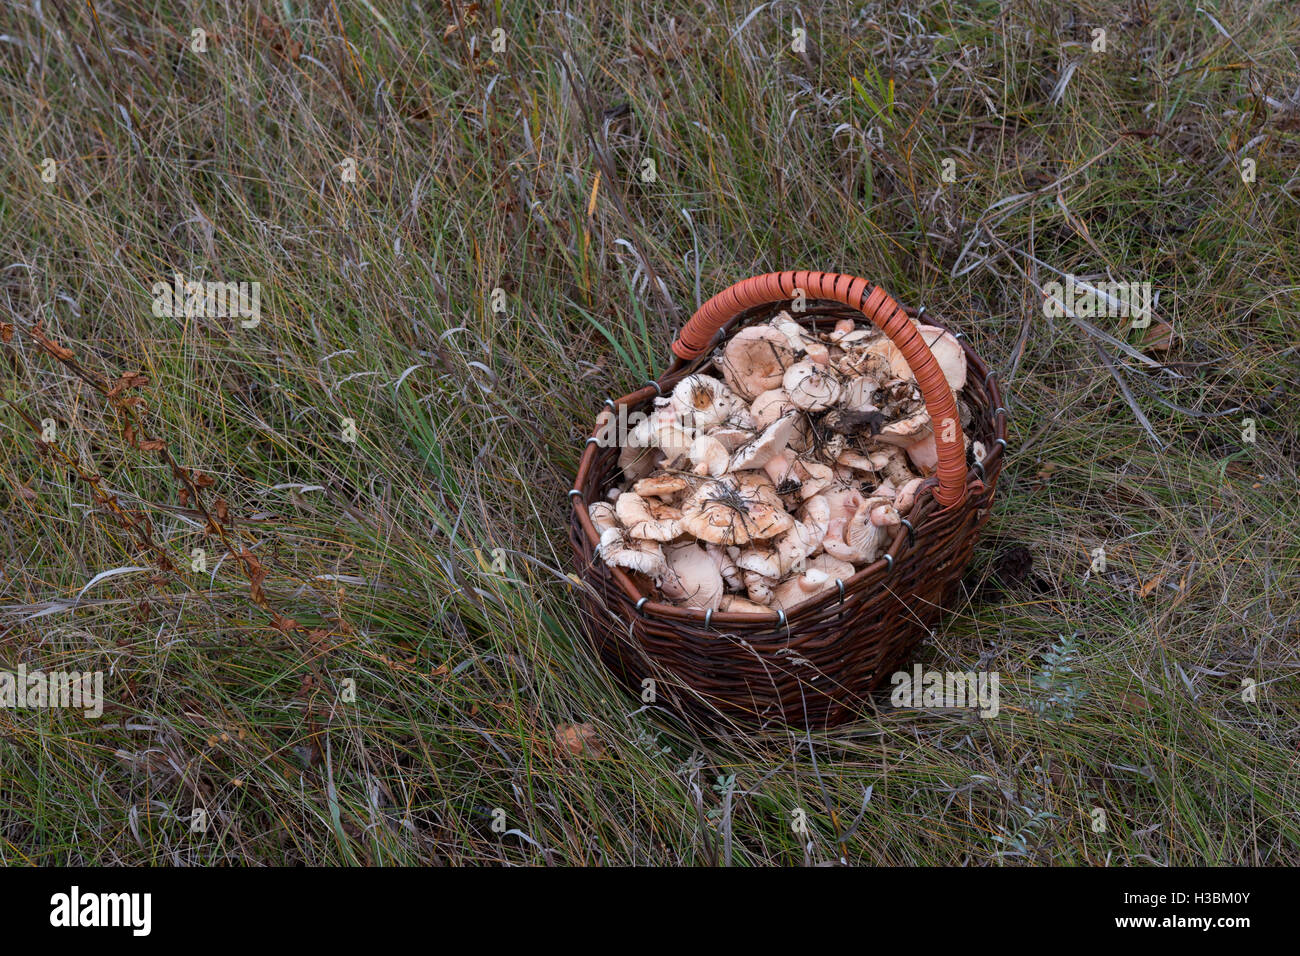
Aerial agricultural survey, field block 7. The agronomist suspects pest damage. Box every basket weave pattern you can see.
[569,272,1006,727]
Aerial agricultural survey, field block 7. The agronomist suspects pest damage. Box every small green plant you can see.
[1032,633,1086,720]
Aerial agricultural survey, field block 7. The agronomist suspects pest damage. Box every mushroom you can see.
[616,492,683,541]
[791,458,834,499]
[736,543,782,581]
[869,447,915,487]
[709,422,758,452]
[865,337,915,381]
[659,541,724,610]
[679,474,795,546]
[783,360,843,412]
[719,594,773,614]
[875,412,938,475]
[774,494,830,574]
[771,313,811,352]
[905,434,939,473]
[689,434,730,476]
[841,376,878,412]
[729,413,798,471]
[633,474,689,501]
[771,554,857,609]
[671,374,741,430]
[836,448,878,473]
[707,543,744,590]
[742,569,777,605]
[596,527,667,577]
[750,388,791,429]
[718,325,795,400]
[894,476,924,513]
[824,497,899,564]
[916,324,967,391]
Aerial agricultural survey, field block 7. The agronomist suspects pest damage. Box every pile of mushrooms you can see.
[589,311,984,614]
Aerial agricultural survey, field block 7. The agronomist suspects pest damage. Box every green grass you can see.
[0,0,1297,865]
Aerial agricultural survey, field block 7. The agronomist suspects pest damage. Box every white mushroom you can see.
[659,541,724,610]
[750,388,791,429]
[615,492,682,541]
[597,526,667,578]
[719,594,773,614]
[718,325,795,400]
[894,477,924,513]
[729,413,798,472]
[588,501,620,536]
[771,554,856,609]
[707,543,744,590]
[774,494,830,574]
[679,474,794,546]
[916,324,967,391]
[841,376,877,412]
[689,434,731,476]
[633,474,689,501]
[671,375,741,430]
[783,360,843,412]
[742,569,777,605]
[736,543,782,581]
[824,497,899,564]
[874,411,939,475]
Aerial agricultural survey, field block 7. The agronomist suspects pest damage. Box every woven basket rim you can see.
[571,302,1006,628]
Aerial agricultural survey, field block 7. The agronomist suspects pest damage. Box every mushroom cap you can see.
[841,376,877,412]
[905,433,939,474]
[774,497,829,575]
[659,541,725,610]
[750,388,791,429]
[588,501,620,536]
[866,337,915,381]
[792,458,835,499]
[680,475,794,545]
[742,569,777,605]
[706,543,744,590]
[632,474,689,500]
[875,411,933,447]
[771,313,811,351]
[783,360,843,412]
[894,476,924,513]
[735,543,782,579]
[836,448,877,473]
[729,413,798,472]
[689,433,731,476]
[709,422,758,452]
[597,526,667,578]
[719,594,774,614]
[615,491,683,541]
[719,325,795,400]
[916,324,967,391]
[771,553,856,609]
[671,374,741,431]
[824,495,894,563]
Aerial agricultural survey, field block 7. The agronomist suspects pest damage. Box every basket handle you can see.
[671,270,967,507]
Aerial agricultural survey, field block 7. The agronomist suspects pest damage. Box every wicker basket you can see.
[569,271,1006,728]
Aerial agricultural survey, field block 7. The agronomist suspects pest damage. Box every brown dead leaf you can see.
[555,722,606,758]
[1138,574,1164,598]
[1140,318,1176,352]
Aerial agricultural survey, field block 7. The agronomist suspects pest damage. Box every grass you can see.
[0,0,1297,865]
